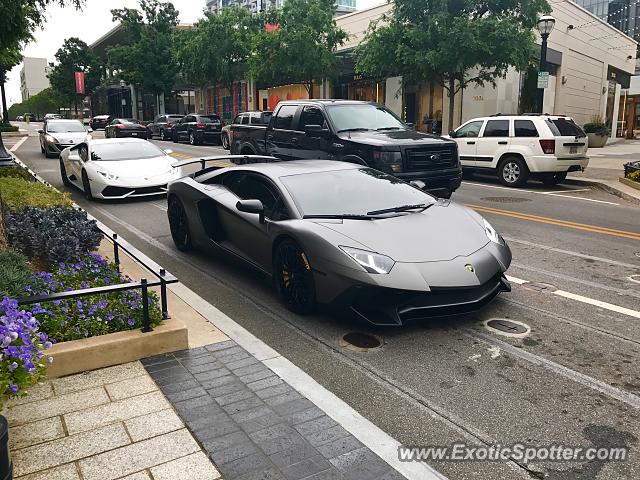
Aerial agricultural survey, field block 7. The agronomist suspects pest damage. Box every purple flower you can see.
[9,384,19,394]
[47,356,54,364]
[9,362,18,371]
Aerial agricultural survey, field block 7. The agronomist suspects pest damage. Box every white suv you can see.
[449,115,589,187]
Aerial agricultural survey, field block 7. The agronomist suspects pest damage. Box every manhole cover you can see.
[481,196,532,203]
[484,318,531,338]
[340,332,383,351]
[629,274,640,285]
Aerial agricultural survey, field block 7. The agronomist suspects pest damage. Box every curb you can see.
[565,177,640,206]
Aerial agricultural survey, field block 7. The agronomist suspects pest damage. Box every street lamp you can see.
[120,80,126,118]
[536,15,555,114]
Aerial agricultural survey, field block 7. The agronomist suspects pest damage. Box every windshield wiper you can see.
[336,128,372,133]
[366,203,433,216]
[376,127,403,131]
[303,214,380,221]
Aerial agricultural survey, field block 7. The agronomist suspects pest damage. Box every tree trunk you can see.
[0,73,9,125]
[447,76,455,133]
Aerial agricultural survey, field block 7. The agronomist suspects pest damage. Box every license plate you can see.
[570,146,577,154]
[132,132,138,136]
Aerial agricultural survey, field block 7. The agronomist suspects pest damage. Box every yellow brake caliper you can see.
[300,253,311,271]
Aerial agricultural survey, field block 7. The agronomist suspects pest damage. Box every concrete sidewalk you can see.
[568,140,640,204]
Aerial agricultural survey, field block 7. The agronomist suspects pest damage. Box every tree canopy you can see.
[248,0,348,92]
[356,0,549,129]
[0,0,82,49]
[176,7,257,91]
[107,0,179,96]
[8,88,62,120]
[48,38,102,104]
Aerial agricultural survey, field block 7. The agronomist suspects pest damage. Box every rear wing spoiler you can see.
[171,155,279,171]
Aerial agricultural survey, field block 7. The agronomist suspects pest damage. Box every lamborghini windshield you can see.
[90,142,165,161]
[281,168,434,217]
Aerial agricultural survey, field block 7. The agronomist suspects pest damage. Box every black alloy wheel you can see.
[189,132,198,146]
[59,158,70,187]
[273,239,316,314]
[160,129,166,141]
[221,133,229,150]
[168,196,192,251]
[81,170,93,201]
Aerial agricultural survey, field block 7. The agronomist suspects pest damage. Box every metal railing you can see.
[7,157,178,333]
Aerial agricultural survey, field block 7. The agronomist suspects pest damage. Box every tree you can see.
[249,0,348,93]
[48,38,102,107]
[175,7,257,94]
[107,0,179,98]
[0,46,22,124]
[8,88,62,120]
[356,0,549,131]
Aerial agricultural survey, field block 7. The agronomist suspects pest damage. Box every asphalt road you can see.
[10,124,640,480]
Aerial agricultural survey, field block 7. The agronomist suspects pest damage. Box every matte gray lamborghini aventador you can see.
[167,156,512,326]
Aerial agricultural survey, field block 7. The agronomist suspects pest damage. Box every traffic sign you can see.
[537,71,549,89]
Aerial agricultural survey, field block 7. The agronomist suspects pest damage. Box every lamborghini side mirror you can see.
[236,199,265,223]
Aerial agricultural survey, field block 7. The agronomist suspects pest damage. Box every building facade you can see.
[333,0,636,138]
[19,57,51,101]
[206,0,355,15]
[574,0,639,42]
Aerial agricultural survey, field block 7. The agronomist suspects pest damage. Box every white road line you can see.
[9,136,28,152]
[503,236,640,270]
[552,290,640,319]
[170,283,447,480]
[471,332,640,410]
[505,275,528,285]
[543,188,591,194]
[151,202,167,212]
[461,181,619,205]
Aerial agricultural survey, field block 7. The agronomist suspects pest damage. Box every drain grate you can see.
[485,318,530,338]
[481,196,532,203]
[341,332,382,350]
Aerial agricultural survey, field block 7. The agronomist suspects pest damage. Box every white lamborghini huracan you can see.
[59,138,183,200]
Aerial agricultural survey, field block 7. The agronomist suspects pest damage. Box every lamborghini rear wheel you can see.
[273,239,316,314]
[168,196,192,251]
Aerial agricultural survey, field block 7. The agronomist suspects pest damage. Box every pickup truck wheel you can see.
[540,172,567,185]
[498,156,529,187]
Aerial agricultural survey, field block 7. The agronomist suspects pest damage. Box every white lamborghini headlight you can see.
[483,219,505,245]
[340,246,395,274]
[45,134,57,143]
[97,171,119,181]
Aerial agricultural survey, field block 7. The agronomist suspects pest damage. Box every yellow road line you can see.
[468,204,640,241]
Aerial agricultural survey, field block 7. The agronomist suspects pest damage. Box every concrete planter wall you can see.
[46,319,188,378]
[620,177,640,191]
[586,132,608,148]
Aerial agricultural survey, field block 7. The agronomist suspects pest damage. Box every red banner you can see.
[74,71,85,95]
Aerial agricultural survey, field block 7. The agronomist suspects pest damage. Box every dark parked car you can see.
[105,118,151,139]
[222,111,272,149]
[229,100,462,198]
[148,114,184,141]
[90,115,114,130]
[172,114,222,145]
[167,157,511,325]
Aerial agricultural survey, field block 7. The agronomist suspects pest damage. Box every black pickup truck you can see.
[229,100,462,197]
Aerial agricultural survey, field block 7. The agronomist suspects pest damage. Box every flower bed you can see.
[0,164,164,404]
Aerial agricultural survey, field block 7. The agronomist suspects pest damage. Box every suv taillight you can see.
[539,139,555,154]
[196,123,206,129]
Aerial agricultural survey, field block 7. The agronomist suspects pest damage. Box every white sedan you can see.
[59,138,183,200]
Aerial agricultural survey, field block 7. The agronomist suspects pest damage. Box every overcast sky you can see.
[5,0,382,107]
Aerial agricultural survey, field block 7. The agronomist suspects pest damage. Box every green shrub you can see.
[0,177,72,210]
[25,253,162,342]
[0,125,18,133]
[0,166,33,181]
[0,249,34,298]
[5,207,102,268]
[583,116,610,136]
